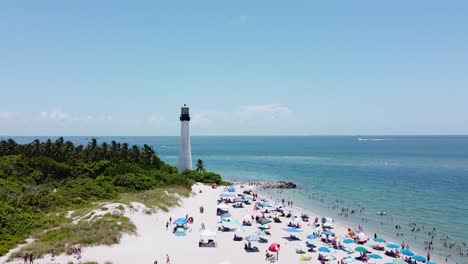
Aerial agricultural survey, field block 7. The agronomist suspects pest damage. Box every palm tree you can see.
[196,159,206,172]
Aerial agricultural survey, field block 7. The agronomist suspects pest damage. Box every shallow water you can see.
[9,135,468,263]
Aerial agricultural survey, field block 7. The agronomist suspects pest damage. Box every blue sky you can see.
[0,1,467,136]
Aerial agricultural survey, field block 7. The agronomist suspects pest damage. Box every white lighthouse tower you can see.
[178,104,192,172]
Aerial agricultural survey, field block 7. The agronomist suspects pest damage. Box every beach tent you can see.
[174,227,186,236]
[299,253,312,261]
[173,218,188,225]
[200,230,217,240]
[217,203,230,210]
[257,218,272,225]
[268,243,280,252]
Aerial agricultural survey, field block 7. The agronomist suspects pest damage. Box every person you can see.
[23,253,28,264]
[166,221,169,230]
[28,253,33,264]
[265,250,269,260]
[427,252,431,261]
[51,248,56,261]
[166,254,170,264]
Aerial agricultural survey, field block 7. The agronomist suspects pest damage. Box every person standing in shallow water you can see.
[28,253,33,264]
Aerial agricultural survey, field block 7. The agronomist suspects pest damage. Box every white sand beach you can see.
[1,183,440,264]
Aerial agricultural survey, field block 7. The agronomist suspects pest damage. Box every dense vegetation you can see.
[0,138,224,256]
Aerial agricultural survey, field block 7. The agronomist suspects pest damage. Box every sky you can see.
[0,1,467,136]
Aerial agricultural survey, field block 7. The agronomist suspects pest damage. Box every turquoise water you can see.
[9,136,468,263]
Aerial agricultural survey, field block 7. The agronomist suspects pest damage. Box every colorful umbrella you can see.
[412,256,427,262]
[355,246,369,253]
[318,247,331,253]
[283,227,303,233]
[173,218,187,225]
[373,237,385,243]
[268,243,280,252]
[401,249,415,256]
[386,243,400,249]
[368,254,383,259]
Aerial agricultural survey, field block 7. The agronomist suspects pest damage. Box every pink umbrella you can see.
[269,243,280,252]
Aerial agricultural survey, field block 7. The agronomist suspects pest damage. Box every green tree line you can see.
[0,138,224,256]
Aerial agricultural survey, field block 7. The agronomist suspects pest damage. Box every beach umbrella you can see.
[200,229,217,239]
[233,197,244,203]
[354,246,369,253]
[401,249,415,256]
[217,203,230,210]
[343,257,355,263]
[318,247,331,253]
[306,234,317,240]
[220,192,236,197]
[426,262,437,264]
[243,214,252,221]
[412,256,427,262]
[299,253,312,261]
[220,212,231,218]
[368,254,383,259]
[314,226,323,232]
[358,232,369,241]
[282,227,303,233]
[373,237,386,243]
[343,246,354,253]
[324,255,336,261]
[386,243,400,249]
[221,219,240,226]
[306,239,316,245]
[242,195,253,200]
[173,218,187,225]
[343,238,355,244]
[393,259,405,264]
[259,223,272,229]
[174,227,186,236]
[256,230,268,237]
[257,218,272,225]
[246,235,259,242]
[322,230,335,236]
[268,243,280,252]
[227,186,236,192]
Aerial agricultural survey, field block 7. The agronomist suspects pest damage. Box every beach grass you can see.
[9,213,136,260]
[118,186,190,212]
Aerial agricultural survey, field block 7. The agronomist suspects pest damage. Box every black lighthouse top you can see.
[180,104,190,121]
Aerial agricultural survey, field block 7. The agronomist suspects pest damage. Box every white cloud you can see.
[191,104,294,129]
[39,109,71,122]
[147,115,164,126]
[230,15,248,25]
[0,111,15,120]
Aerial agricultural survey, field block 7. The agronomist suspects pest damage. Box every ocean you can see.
[8,136,468,263]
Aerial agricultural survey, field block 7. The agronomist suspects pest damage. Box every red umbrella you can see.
[268,243,280,252]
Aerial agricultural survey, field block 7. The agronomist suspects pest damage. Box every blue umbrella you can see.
[427,262,437,264]
[386,243,400,249]
[283,227,303,233]
[242,195,253,200]
[228,186,236,192]
[256,230,268,237]
[173,218,187,225]
[306,234,317,240]
[322,230,335,236]
[373,237,385,243]
[343,246,354,253]
[306,239,316,245]
[246,235,259,242]
[343,238,355,244]
[412,256,426,262]
[220,193,236,197]
[220,212,231,218]
[174,227,186,236]
[368,254,383,259]
[318,247,331,253]
[343,257,355,263]
[401,249,415,256]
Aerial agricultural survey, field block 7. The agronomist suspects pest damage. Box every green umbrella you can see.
[355,246,369,253]
[257,218,272,225]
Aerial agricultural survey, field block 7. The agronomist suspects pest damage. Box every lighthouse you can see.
[178,104,192,172]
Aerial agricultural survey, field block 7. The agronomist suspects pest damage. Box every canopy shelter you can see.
[173,218,188,225]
